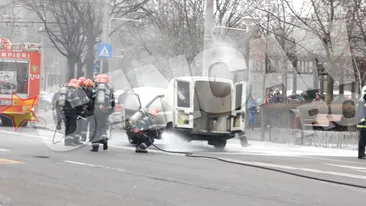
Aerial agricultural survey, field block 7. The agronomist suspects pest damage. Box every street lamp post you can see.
[202,0,214,77]
[99,0,110,74]
[99,16,142,74]
[38,27,46,91]
[108,17,142,32]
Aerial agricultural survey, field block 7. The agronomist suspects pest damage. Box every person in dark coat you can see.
[356,86,366,159]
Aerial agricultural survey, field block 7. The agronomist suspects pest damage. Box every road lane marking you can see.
[64,160,125,172]
[217,157,366,180]
[0,158,23,164]
[0,149,9,152]
[325,164,366,171]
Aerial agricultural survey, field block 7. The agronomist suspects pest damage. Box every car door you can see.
[117,92,142,127]
[230,81,247,132]
[174,79,194,129]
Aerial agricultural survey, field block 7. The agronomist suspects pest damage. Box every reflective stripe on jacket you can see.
[356,98,366,128]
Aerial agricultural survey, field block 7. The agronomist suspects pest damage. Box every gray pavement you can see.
[0,121,366,205]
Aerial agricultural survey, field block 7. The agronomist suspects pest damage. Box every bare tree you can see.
[280,0,351,105]
[123,0,252,79]
[21,0,87,80]
[71,1,103,79]
[344,0,366,92]
[252,0,299,100]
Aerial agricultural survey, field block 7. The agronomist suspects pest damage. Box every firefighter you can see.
[52,84,67,130]
[356,85,366,159]
[84,79,96,141]
[76,77,90,141]
[130,107,160,153]
[62,79,84,146]
[91,74,115,152]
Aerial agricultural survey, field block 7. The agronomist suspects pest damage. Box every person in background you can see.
[247,92,258,131]
[312,93,323,107]
[264,89,273,105]
[262,89,274,133]
[271,88,281,103]
[313,93,321,102]
[288,91,298,100]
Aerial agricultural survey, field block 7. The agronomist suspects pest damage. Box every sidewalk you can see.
[243,127,358,151]
[229,138,356,157]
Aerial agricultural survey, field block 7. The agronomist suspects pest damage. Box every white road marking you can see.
[64,160,125,172]
[325,164,366,171]
[297,156,366,165]
[219,157,366,180]
[0,149,9,152]
[0,129,52,140]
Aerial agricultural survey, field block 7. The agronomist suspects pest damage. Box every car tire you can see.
[212,139,227,150]
[0,115,28,127]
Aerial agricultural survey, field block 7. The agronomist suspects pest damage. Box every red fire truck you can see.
[0,38,41,127]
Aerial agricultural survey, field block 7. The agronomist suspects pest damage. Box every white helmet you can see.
[362,86,366,96]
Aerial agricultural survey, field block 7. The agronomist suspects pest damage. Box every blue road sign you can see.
[97,44,112,58]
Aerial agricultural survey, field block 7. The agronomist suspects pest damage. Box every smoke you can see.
[159,131,207,153]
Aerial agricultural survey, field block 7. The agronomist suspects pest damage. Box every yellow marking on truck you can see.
[0,158,23,164]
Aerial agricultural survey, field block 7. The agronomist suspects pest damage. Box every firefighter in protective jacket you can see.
[52,84,67,130]
[130,107,160,153]
[356,85,366,159]
[76,77,90,141]
[84,79,96,141]
[91,74,115,152]
[61,79,84,146]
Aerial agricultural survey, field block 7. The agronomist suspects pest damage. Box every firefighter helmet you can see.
[68,79,78,88]
[100,74,110,84]
[148,108,159,117]
[95,74,102,83]
[78,77,86,86]
[85,79,93,87]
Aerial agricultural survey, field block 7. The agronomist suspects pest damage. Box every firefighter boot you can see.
[80,134,87,142]
[103,140,108,150]
[90,146,99,152]
[64,137,77,146]
[135,143,148,153]
[101,134,109,150]
[73,135,83,145]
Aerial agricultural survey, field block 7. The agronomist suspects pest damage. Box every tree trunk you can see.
[67,57,76,81]
[76,59,84,78]
[292,57,297,93]
[339,69,344,95]
[326,73,334,105]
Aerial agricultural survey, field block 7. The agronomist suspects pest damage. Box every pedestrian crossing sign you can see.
[97,44,112,58]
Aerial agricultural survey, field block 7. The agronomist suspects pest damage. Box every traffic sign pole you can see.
[100,59,104,73]
[96,43,112,74]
